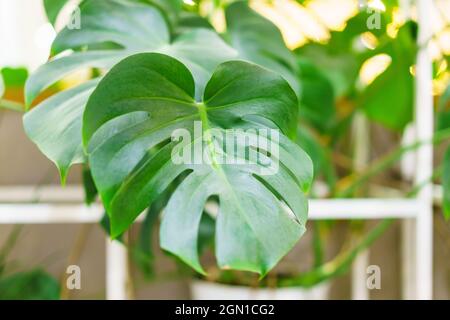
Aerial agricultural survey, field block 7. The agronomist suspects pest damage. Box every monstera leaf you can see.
[83,53,313,275]
[24,0,236,181]
[43,0,71,26]
[225,1,299,95]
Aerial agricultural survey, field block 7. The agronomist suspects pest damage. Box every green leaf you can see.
[176,12,214,35]
[225,1,299,95]
[296,43,360,99]
[43,0,70,25]
[133,205,160,279]
[82,165,98,205]
[24,80,100,183]
[298,58,336,133]
[100,213,124,243]
[2,67,28,88]
[436,84,450,131]
[0,227,22,275]
[198,211,216,254]
[442,147,450,220]
[296,126,336,190]
[148,0,183,26]
[360,22,417,131]
[0,269,60,300]
[0,72,4,98]
[83,53,312,275]
[24,0,236,181]
[361,61,413,130]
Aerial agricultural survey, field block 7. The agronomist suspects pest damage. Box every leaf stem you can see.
[0,99,24,113]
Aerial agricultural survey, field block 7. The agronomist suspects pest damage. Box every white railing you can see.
[0,0,435,300]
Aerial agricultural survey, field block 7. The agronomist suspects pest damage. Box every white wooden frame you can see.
[0,0,435,300]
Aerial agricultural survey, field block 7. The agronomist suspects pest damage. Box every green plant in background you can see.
[0,228,60,300]
[0,73,4,99]
[19,0,450,291]
[0,68,27,112]
[439,87,450,220]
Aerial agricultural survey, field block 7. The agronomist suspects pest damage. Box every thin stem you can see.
[312,222,324,268]
[278,219,393,287]
[60,224,92,300]
[279,165,440,288]
[0,99,24,113]
[335,128,450,197]
[0,226,22,273]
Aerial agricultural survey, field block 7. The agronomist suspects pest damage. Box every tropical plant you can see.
[24,0,312,276]
[21,0,450,289]
[0,228,60,300]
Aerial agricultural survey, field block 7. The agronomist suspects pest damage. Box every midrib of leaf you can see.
[196,102,264,268]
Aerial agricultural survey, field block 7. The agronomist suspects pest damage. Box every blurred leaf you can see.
[225,1,300,95]
[133,207,159,279]
[176,12,214,34]
[297,44,359,99]
[0,227,21,275]
[360,61,413,130]
[298,58,336,133]
[82,165,97,205]
[437,84,450,131]
[1,67,28,88]
[296,9,392,99]
[360,22,416,131]
[442,147,450,220]
[132,188,175,279]
[296,127,336,190]
[0,269,60,300]
[43,0,70,25]
[0,73,4,99]
[147,0,183,26]
[198,212,216,254]
[333,9,388,44]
